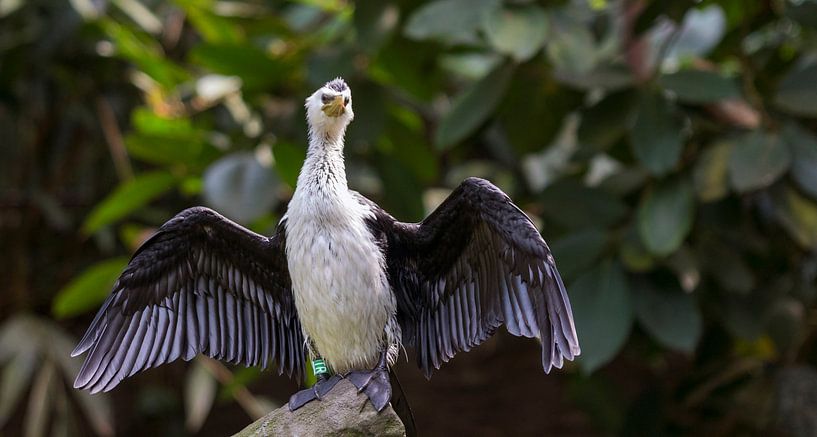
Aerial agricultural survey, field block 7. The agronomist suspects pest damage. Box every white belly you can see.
[285,192,396,372]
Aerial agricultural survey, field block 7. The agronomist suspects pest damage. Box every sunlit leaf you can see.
[693,142,732,202]
[774,61,817,117]
[482,5,548,62]
[634,281,702,352]
[771,185,817,249]
[637,177,694,256]
[728,130,791,192]
[82,171,177,234]
[403,0,500,44]
[660,69,740,104]
[203,152,280,224]
[631,91,685,176]
[176,0,244,44]
[185,359,218,433]
[571,260,633,373]
[435,63,514,150]
[52,257,129,319]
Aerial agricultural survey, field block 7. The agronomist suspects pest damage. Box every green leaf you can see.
[546,12,598,76]
[618,225,655,272]
[771,185,817,249]
[637,177,695,256]
[203,152,280,224]
[176,0,245,45]
[659,69,740,104]
[577,89,638,153]
[189,44,286,91]
[631,91,685,176]
[728,130,791,192]
[634,282,702,352]
[482,5,548,62]
[571,260,633,373]
[52,257,129,319]
[540,179,628,230]
[403,0,500,44]
[782,123,817,199]
[693,142,732,202]
[125,134,206,166]
[435,63,514,150]
[353,1,398,54]
[82,171,177,234]
[550,229,608,282]
[273,142,307,189]
[774,62,817,117]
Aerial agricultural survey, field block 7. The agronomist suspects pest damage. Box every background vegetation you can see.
[2,0,817,435]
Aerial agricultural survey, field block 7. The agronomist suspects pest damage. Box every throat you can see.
[296,130,347,193]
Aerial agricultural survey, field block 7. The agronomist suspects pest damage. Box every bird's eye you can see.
[321,94,333,104]
[344,96,350,105]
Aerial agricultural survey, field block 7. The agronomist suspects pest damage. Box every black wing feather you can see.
[72,207,304,393]
[366,177,580,378]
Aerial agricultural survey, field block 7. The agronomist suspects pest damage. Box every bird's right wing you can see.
[72,207,304,393]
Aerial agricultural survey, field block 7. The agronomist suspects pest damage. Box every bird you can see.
[71,77,581,416]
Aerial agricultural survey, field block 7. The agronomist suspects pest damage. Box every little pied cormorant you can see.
[71,77,581,414]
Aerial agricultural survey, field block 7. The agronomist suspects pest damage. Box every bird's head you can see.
[305,77,354,138]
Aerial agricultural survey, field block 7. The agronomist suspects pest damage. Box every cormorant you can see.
[71,78,581,415]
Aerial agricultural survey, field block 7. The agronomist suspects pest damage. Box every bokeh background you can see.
[2,0,817,435]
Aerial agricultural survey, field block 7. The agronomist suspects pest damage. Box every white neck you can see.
[295,126,348,195]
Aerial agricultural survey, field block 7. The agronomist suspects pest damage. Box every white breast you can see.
[285,184,398,372]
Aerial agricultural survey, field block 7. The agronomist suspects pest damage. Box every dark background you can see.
[2,0,817,435]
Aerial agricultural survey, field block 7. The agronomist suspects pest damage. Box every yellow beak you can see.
[321,95,346,117]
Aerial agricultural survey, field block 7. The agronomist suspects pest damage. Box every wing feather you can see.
[72,207,303,392]
[367,177,580,377]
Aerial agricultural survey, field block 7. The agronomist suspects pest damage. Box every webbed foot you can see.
[288,373,342,411]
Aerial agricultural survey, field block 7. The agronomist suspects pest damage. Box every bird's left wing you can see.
[366,178,580,378]
[72,207,304,393]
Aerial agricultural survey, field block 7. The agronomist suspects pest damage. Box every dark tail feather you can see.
[389,371,417,437]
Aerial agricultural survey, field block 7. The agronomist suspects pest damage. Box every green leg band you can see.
[311,358,329,376]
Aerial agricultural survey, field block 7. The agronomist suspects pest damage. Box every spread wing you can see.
[72,207,304,393]
[369,178,580,378]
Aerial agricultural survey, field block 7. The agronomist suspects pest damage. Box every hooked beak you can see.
[321,95,346,117]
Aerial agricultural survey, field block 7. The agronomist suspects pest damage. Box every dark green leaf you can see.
[353,1,398,54]
[273,142,307,189]
[631,91,685,176]
[203,152,280,224]
[660,69,740,104]
[571,260,633,373]
[634,282,702,352]
[82,171,177,234]
[540,179,629,230]
[782,123,817,199]
[637,177,695,256]
[577,88,638,153]
[403,0,500,44]
[550,229,608,282]
[482,5,548,62]
[728,130,791,192]
[52,257,129,319]
[435,63,514,150]
[774,62,817,117]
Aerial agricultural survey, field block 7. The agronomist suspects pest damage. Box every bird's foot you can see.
[288,373,342,411]
[345,367,392,412]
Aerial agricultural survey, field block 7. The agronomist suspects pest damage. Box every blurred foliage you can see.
[2,0,817,435]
